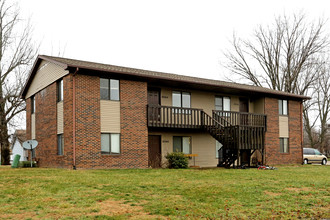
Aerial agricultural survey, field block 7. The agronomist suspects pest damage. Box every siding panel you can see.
[26,61,69,98]
[279,116,289,137]
[100,100,120,133]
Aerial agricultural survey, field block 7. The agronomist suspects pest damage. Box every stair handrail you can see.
[212,111,233,127]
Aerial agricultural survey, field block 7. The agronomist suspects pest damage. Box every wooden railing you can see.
[212,110,267,129]
[201,111,239,149]
[147,105,203,128]
[147,105,267,150]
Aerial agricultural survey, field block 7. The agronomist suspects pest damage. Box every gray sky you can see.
[17,0,330,81]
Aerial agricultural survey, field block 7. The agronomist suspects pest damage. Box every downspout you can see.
[300,101,304,164]
[72,67,79,170]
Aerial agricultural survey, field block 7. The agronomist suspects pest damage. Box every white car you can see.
[303,148,327,165]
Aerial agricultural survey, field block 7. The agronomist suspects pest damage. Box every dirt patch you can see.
[264,191,282,196]
[90,199,167,219]
[286,187,312,192]
[0,212,36,219]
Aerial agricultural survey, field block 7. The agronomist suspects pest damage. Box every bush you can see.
[19,161,37,168]
[165,152,189,169]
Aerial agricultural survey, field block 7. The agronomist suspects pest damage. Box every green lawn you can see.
[0,165,329,219]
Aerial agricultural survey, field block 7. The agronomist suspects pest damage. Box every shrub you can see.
[165,152,189,169]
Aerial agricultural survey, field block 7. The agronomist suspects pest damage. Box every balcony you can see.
[147,105,266,129]
[147,105,203,129]
[147,105,267,151]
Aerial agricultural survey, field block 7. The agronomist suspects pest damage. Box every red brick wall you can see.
[26,73,149,169]
[74,74,101,168]
[30,75,73,168]
[264,98,303,164]
[73,75,148,169]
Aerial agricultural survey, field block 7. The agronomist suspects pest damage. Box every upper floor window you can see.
[215,96,230,111]
[57,79,63,102]
[172,91,191,108]
[279,100,288,115]
[100,78,119,101]
[31,95,35,114]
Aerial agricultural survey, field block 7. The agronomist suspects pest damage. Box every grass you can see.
[0,165,329,219]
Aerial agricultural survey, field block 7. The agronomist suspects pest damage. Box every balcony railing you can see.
[148,105,267,130]
[212,110,267,129]
[147,105,267,150]
[147,105,203,128]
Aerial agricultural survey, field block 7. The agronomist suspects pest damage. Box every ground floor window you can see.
[216,141,223,158]
[173,136,191,154]
[280,138,289,153]
[101,133,120,154]
[57,134,64,155]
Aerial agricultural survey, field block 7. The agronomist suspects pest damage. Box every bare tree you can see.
[0,0,36,165]
[223,13,330,150]
[307,67,330,152]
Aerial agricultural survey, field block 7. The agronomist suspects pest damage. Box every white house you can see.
[10,130,28,163]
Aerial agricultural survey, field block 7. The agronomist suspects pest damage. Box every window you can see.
[172,91,191,113]
[216,141,223,158]
[303,148,314,155]
[172,91,191,108]
[57,134,64,155]
[101,133,120,154]
[31,95,35,114]
[100,78,119,100]
[279,100,288,115]
[314,149,322,155]
[215,96,231,111]
[57,79,63,102]
[173,136,191,154]
[280,138,289,153]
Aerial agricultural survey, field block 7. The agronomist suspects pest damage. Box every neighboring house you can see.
[21,55,308,169]
[10,130,27,163]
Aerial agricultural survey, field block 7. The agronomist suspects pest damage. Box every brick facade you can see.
[31,73,148,169]
[264,98,303,165]
[26,61,303,168]
[30,75,73,168]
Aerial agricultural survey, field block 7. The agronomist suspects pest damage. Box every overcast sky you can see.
[15,0,330,81]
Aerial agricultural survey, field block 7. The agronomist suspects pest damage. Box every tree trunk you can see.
[0,103,10,165]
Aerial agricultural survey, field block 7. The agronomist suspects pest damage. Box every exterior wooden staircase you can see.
[147,105,267,167]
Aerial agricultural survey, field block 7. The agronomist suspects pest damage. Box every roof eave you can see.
[66,64,309,100]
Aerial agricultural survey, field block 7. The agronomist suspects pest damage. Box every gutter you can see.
[72,67,79,170]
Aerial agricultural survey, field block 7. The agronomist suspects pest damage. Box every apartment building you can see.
[21,55,307,168]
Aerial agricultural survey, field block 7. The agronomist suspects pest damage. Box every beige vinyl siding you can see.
[279,116,289,137]
[161,87,241,114]
[230,96,239,112]
[57,102,64,134]
[31,114,36,139]
[191,91,214,115]
[249,100,254,113]
[253,98,265,114]
[150,131,218,167]
[100,100,120,133]
[26,61,69,98]
[160,87,172,106]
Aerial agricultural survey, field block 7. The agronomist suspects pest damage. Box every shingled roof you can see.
[22,55,309,100]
